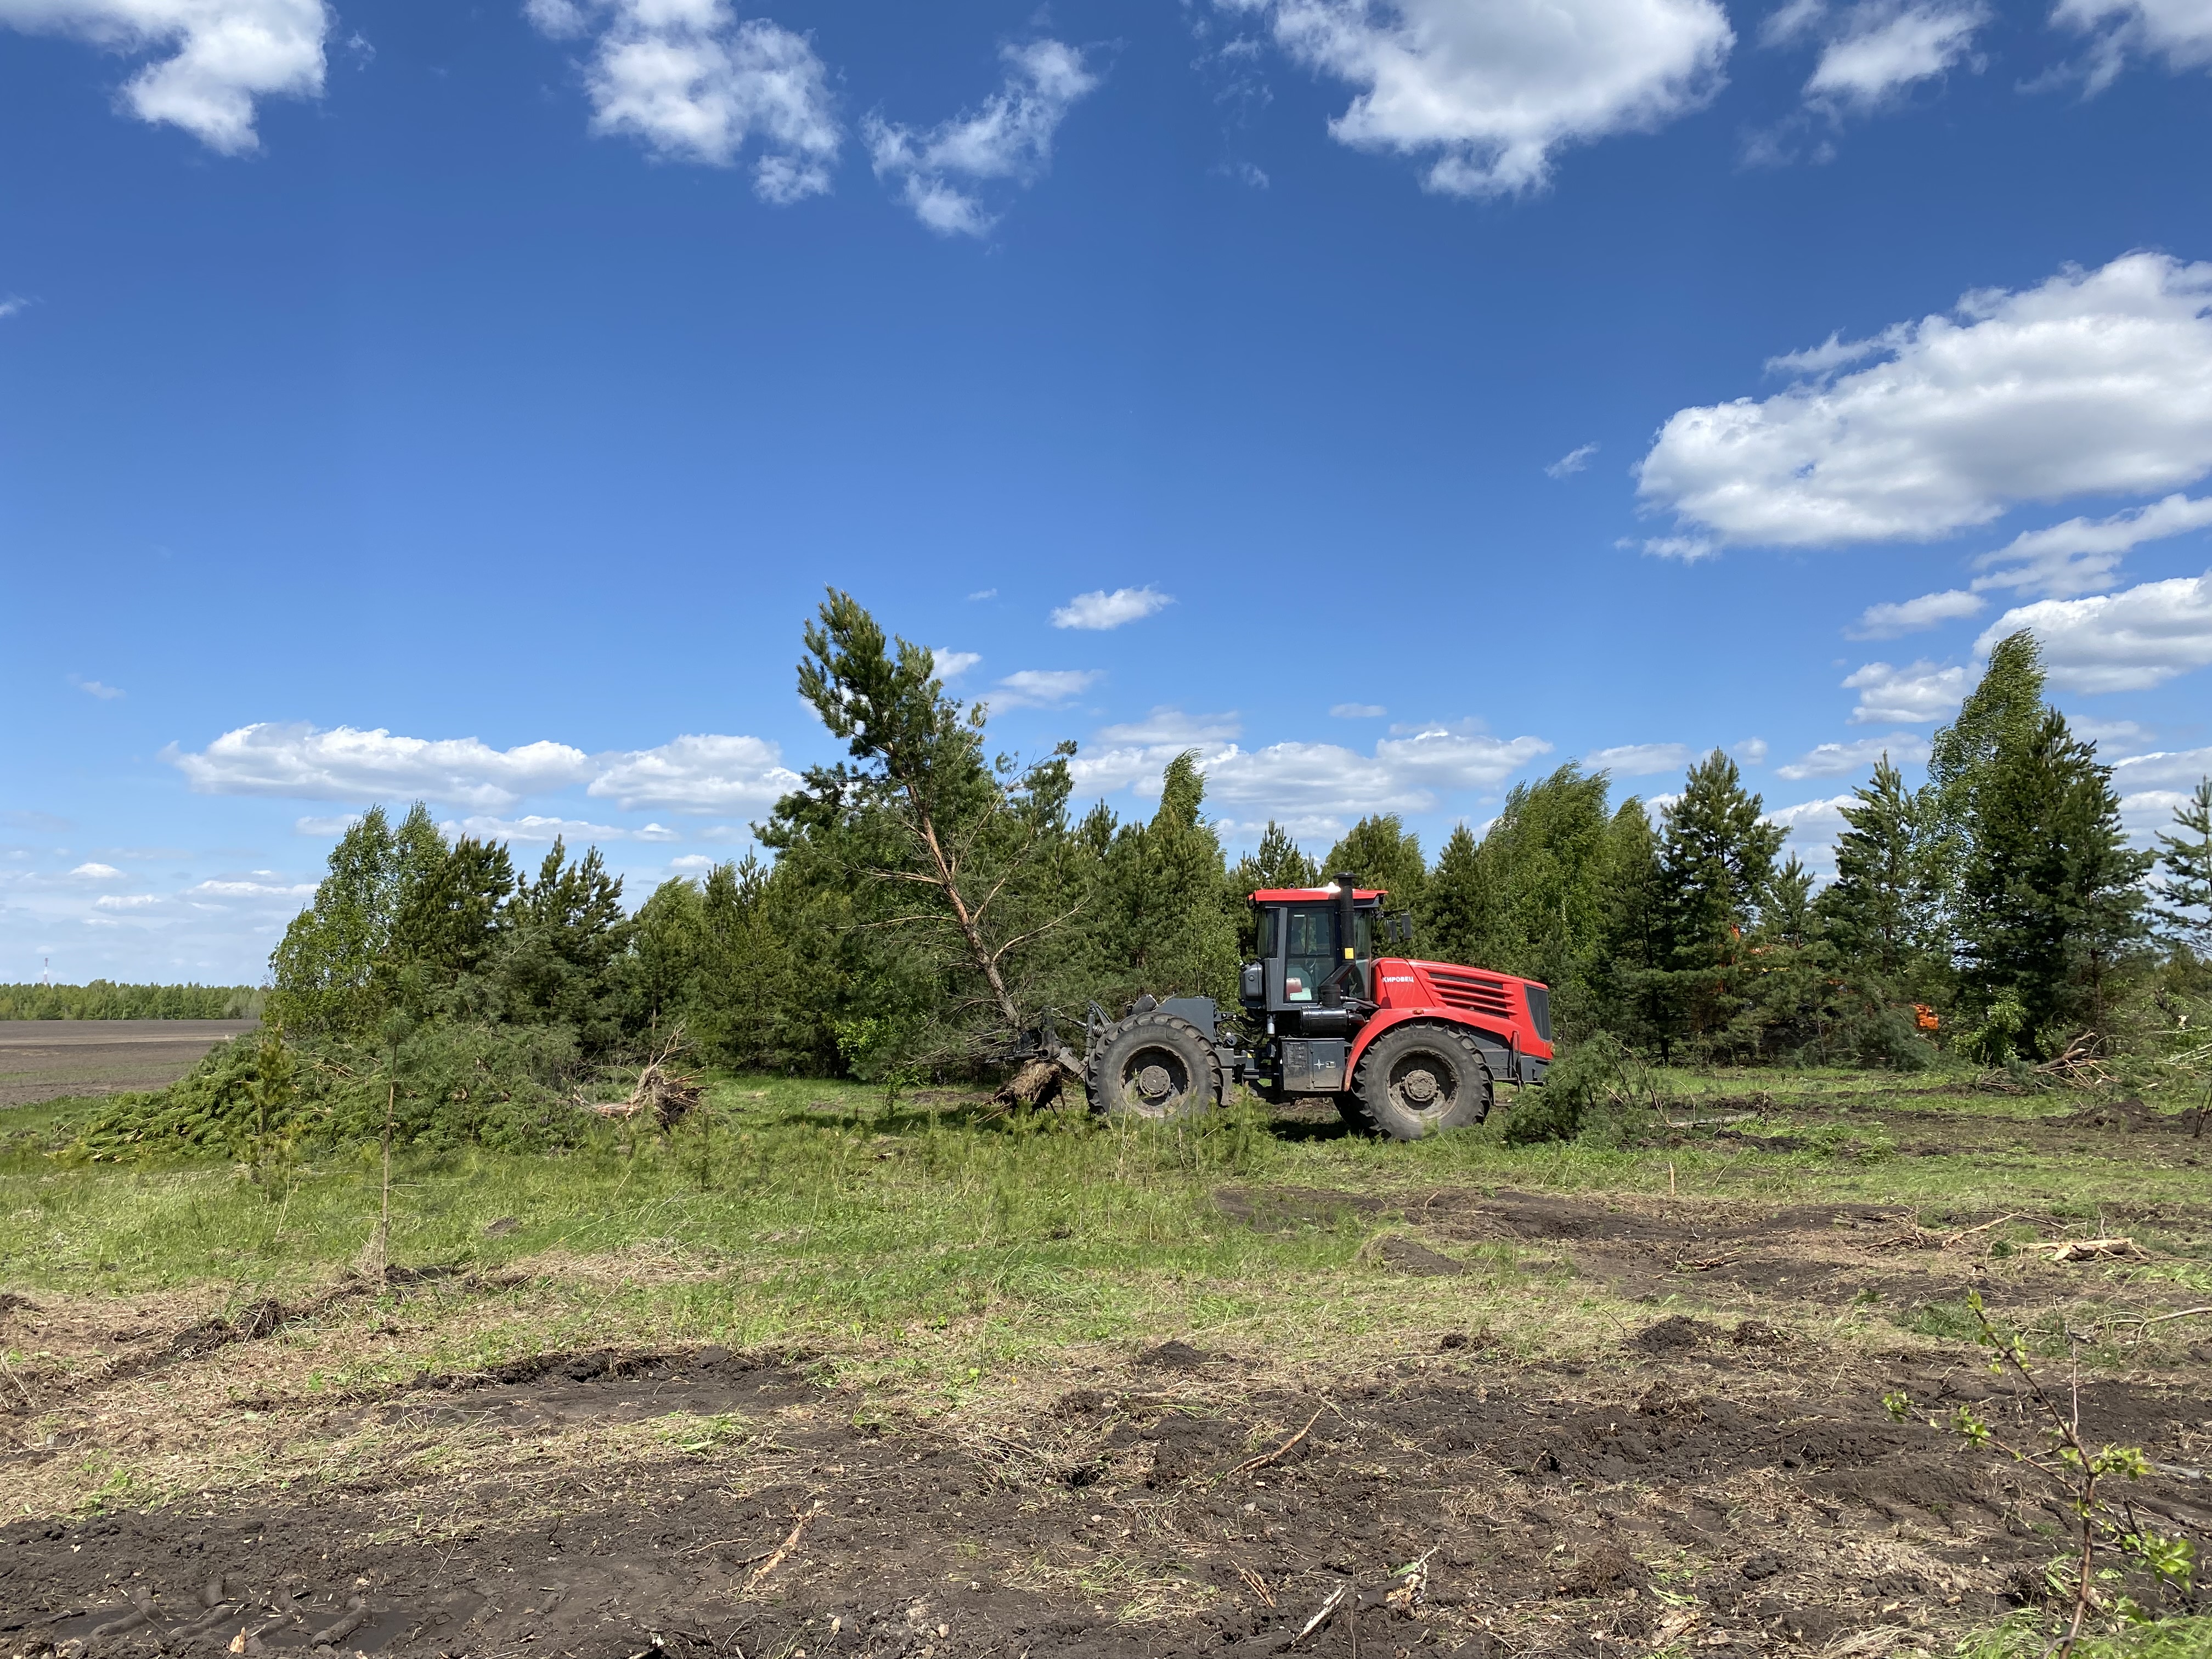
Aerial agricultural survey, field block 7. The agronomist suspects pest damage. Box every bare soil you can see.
[6,1178,2210,1658]
[0,1020,258,1108]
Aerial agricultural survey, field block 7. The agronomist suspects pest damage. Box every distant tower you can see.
[41,956,52,986]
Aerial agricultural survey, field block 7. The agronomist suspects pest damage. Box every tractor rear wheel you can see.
[1351,1023,1492,1141]
[1086,1012,1226,1120]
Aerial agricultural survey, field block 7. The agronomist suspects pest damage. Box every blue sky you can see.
[2,0,2209,983]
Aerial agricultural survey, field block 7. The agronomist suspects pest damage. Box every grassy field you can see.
[3,1069,2209,1657]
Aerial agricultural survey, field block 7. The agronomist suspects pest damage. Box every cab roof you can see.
[1248,887,1387,903]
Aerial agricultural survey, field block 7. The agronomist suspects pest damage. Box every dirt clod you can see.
[1630,1314,1714,1353]
[1136,1339,1208,1370]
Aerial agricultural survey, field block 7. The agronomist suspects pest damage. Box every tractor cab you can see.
[1239,878,1395,1024]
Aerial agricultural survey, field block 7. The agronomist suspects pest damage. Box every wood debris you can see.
[2020,1237,2146,1263]
[1228,1407,1323,1478]
[1290,1582,1346,1646]
[1672,1250,1743,1273]
[742,1502,823,1596]
[584,1028,702,1130]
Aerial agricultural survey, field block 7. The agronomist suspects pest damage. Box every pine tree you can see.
[496,838,633,1052]
[1232,821,1318,895]
[1956,708,2149,1041]
[2155,779,2212,945]
[1816,754,1941,989]
[1324,815,1426,916]
[1230,821,1319,958]
[1653,751,1785,1046]
[1420,823,1488,968]
[1589,800,1664,1047]
[1085,752,1240,1007]
[769,589,1081,1056]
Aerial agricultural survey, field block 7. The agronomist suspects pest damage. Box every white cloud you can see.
[1763,325,1906,376]
[294,814,362,836]
[1095,707,1243,744]
[1734,737,1770,765]
[1207,725,1552,817]
[1222,0,1731,196]
[171,723,595,810]
[67,674,125,699]
[1640,534,1718,562]
[866,40,1098,236]
[187,878,315,898]
[991,669,1102,709]
[1585,742,1694,776]
[529,0,839,202]
[0,0,328,153]
[1776,731,1932,779]
[1638,253,2212,549]
[668,853,715,872]
[443,814,629,844]
[1849,589,1985,638]
[1981,573,2212,692]
[175,723,797,816]
[2112,744,2212,790]
[1068,720,1550,832]
[0,297,24,320]
[94,893,159,909]
[930,648,981,680]
[1330,702,1386,719]
[69,862,125,880]
[2121,789,2200,842]
[2070,716,2152,753]
[1049,585,1173,631]
[967,588,998,600]
[1971,492,2212,600]
[1795,0,1988,111]
[2054,0,2212,92]
[1763,793,1857,874]
[1546,442,1599,478]
[585,734,800,814]
[1842,658,1970,723]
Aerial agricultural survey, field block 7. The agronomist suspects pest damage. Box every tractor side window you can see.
[1282,906,1336,1002]
[1354,910,1377,958]
[1255,907,1278,958]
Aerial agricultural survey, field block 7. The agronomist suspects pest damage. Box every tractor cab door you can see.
[1253,902,1374,1012]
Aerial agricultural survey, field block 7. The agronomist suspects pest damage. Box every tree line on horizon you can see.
[0,982,262,1021]
[252,594,2210,1088]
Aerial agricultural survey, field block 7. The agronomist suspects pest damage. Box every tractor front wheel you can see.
[1350,1023,1492,1141]
[1086,1012,1226,1120]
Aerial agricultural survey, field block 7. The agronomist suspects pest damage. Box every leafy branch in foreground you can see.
[1885,1290,2198,1654]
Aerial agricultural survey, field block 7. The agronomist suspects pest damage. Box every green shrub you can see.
[76,1019,595,1161]
[1504,1030,1636,1147]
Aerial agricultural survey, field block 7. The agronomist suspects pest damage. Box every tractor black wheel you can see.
[1086,1012,1226,1120]
[1352,1023,1492,1141]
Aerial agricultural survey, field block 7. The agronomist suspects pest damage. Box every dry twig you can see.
[1229,1407,1323,1477]
[1291,1582,1346,1646]
[742,1502,824,1596]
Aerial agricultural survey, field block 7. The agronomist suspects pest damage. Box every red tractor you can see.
[1080,872,1554,1139]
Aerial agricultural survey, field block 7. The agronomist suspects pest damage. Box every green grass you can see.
[1950,1613,2212,1659]
[3,1068,2207,1398]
